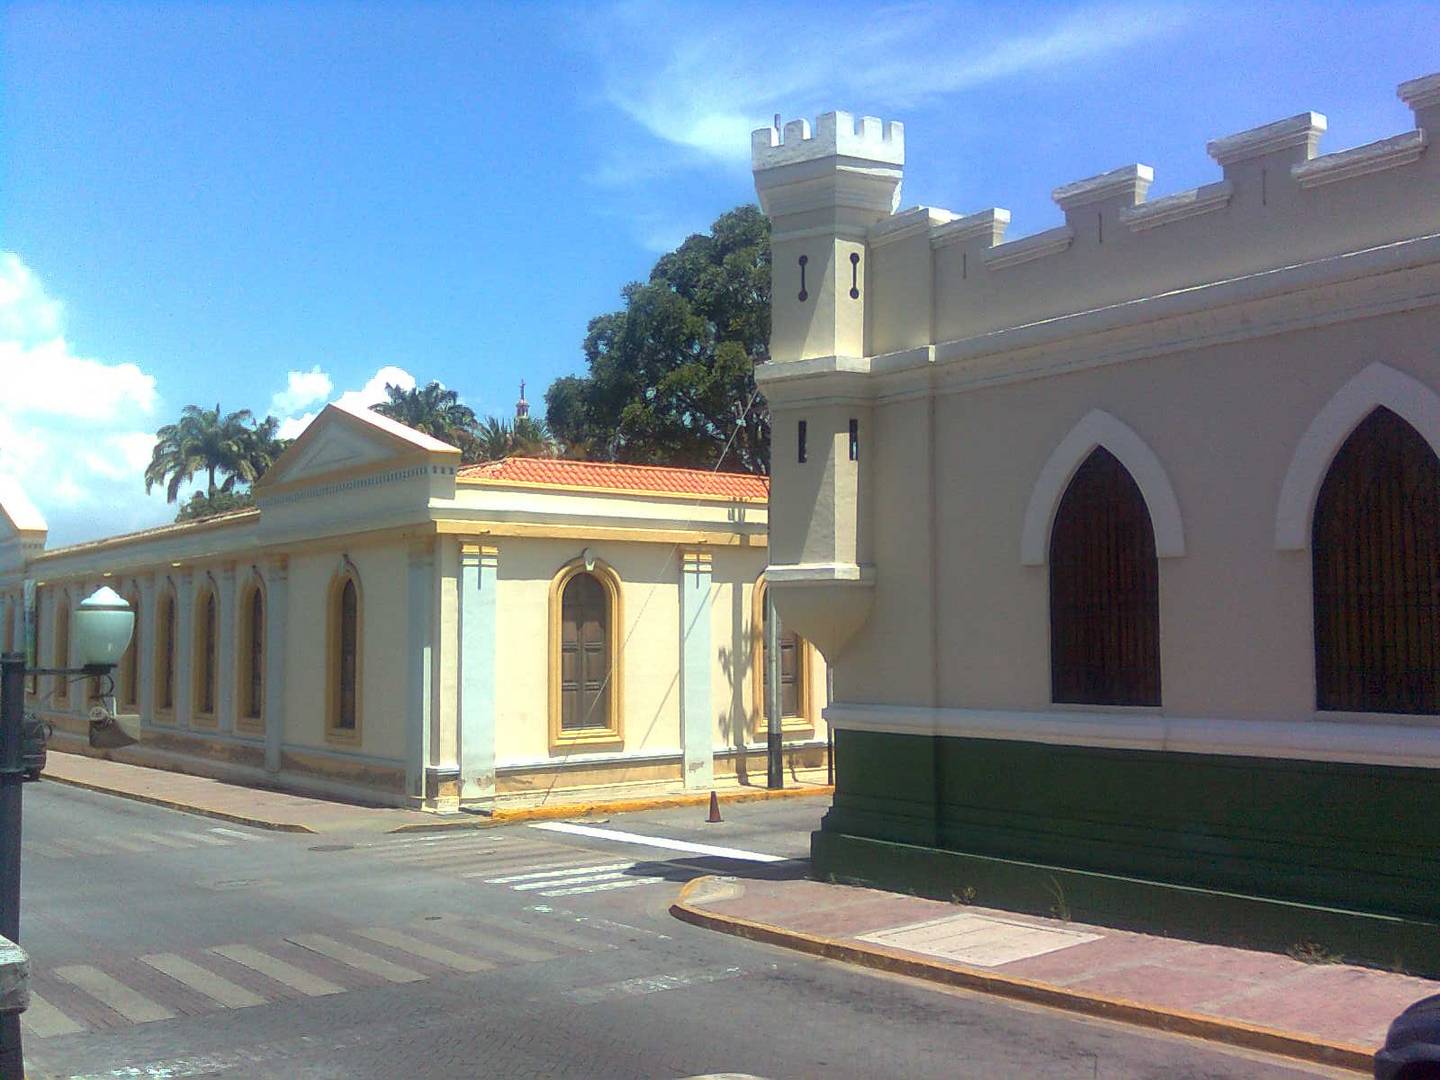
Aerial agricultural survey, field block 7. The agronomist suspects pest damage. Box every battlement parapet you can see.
[840,71,1440,359]
[752,111,904,171]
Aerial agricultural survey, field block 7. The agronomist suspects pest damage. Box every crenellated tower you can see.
[751,113,903,657]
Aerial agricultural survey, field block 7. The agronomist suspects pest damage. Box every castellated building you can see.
[753,73,1440,973]
[0,405,829,810]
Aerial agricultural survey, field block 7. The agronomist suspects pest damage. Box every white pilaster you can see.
[262,558,288,773]
[680,549,714,790]
[216,564,236,733]
[406,539,440,806]
[458,543,498,801]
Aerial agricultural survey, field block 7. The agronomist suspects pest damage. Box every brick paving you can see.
[683,875,1440,1051]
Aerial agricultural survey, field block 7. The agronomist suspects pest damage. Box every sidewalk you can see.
[39,752,832,834]
[672,875,1437,1073]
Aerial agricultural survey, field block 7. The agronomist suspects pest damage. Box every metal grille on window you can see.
[561,572,610,730]
[247,588,264,719]
[1049,447,1161,706]
[1313,407,1440,714]
[160,594,175,709]
[200,592,216,714]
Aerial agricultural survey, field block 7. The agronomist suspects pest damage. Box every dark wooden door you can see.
[561,573,610,730]
[1050,447,1162,706]
[1313,406,1440,713]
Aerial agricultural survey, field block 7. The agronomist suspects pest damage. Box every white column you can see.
[680,549,714,790]
[262,558,288,773]
[174,570,195,728]
[137,575,156,724]
[40,588,57,703]
[215,564,237,733]
[458,543,498,801]
[407,538,439,806]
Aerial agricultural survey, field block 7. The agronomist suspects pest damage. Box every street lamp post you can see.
[0,586,134,1080]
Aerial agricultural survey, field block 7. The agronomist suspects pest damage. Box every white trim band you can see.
[825,703,1440,769]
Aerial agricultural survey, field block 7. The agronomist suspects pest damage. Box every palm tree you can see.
[243,415,289,480]
[470,415,558,462]
[144,404,260,503]
[371,382,478,456]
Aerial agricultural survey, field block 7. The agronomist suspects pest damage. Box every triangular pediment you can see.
[256,403,460,494]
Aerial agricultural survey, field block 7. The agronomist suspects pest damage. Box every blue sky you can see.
[1,1,1436,544]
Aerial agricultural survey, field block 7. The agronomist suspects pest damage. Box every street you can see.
[17,785,1349,1079]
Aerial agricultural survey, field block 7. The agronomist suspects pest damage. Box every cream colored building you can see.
[754,73,1440,970]
[0,404,827,809]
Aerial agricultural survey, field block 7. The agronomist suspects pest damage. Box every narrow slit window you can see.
[849,419,859,461]
[798,420,807,464]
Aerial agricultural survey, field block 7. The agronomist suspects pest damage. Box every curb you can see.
[387,784,834,832]
[669,876,1376,1075]
[38,772,317,834]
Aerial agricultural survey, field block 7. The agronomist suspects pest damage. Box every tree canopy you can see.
[145,404,289,520]
[370,381,554,463]
[544,204,770,473]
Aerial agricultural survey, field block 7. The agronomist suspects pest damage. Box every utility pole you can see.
[765,589,783,789]
[0,654,26,1079]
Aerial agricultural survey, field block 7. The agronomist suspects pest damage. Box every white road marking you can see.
[286,934,425,983]
[140,832,199,849]
[567,965,750,1005]
[422,921,558,963]
[528,910,673,941]
[538,876,669,898]
[177,832,231,847]
[140,953,266,1008]
[19,990,85,1037]
[459,854,607,879]
[353,927,494,973]
[511,868,636,891]
[54,965,175,1023]
[208,944,343,996]
[529,821,786,863]
[484,861,635,884]
[209,827,263,842]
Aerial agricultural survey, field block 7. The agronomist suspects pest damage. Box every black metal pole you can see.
[0,652,26,1079]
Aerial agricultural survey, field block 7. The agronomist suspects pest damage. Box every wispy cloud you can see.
[269,366,333,417]
[274,364,416,440]
[583,2,1188,173]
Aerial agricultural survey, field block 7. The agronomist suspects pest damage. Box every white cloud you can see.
[269,366,333,417]
[584,2,1188,170]
[0,252,173,545]
[274,364,417,440]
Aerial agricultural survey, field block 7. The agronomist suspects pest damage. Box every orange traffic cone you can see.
[706,790,722,823]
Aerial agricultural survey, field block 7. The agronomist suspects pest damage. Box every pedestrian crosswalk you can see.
[354,831,687,897]
[20,912,611,1041]
[23,825,269,861]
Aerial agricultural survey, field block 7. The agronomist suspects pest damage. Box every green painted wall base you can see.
[812,829,1440,977]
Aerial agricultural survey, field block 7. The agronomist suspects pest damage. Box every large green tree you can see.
[371,381,480,460]
[471,415,557,461]
[145,404,292,520]
[545,204,770,473]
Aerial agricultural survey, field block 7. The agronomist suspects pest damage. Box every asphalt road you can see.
[13,783,1352,1080]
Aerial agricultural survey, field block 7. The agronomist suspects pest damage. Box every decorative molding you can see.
[1207,112,1326,166]
[825,702,1440,770]
[1119,181,1232,232]
[1021,409,1186,565]
[1274,362,1440,550]
[868,206,957,248]
[259,464,432,508]
[1291,130,1427,189]
[983,226,1074,271]
[765,562,876,586]
[930,208,1011,250]
[1052,164,1153,211]
[1398,73,1440,114]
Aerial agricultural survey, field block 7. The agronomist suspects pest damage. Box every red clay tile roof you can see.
[458,457,768,500]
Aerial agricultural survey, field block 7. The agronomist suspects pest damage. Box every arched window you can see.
[119,590,140,709]
[54,591,71,702]
[1049,447,1161,706]
[156,586,177,713]
[328,572,360,737]
[549,559,623,747]
[193,585,218,719]
[751,577,814,733]
[1313,407,1440,713]
[237,580,265,731]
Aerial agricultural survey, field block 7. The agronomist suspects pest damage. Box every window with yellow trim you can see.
[193,585,218,720]
[156,586,177,713]
[752,577,815,734]
[238,580,265,731]
[327,571,361,738]
[548,559,623,748]
[54,592,71,702]
[119,590,140,709]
